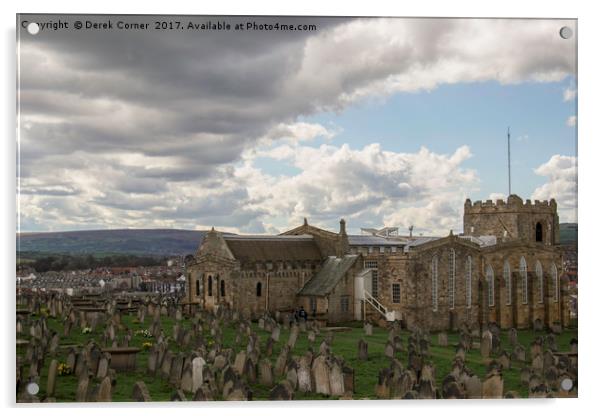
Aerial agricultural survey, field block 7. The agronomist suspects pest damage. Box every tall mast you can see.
[507,126,511,196]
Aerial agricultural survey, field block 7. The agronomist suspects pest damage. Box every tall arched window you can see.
[195,279,200,296]
[520,257,528,304]
[535,222,543,242]
[220,279,225,297]
[486,265,495,307]
[535,261,543,303]
[256,282,262,297]
[448,249,456,309]
[207,276,213,297]
[431,255,438,311]
[465,256,472,308]
[551,263,559,302]
[503,260,512,305]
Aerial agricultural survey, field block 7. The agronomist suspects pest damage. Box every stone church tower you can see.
[463,194,560,245]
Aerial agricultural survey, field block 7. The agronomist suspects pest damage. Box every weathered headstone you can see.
[132,381,152,401]
[46,359,58,398]
[358,339,368,361]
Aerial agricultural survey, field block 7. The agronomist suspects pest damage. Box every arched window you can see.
[195,279,200,296]
[448,249,456,309]
[504,260,512,305]
[431,255,438,311]
[486,265,495,307]
[535,261,543,303]
[220,279,225,297]
[465,256,472,308]
[256,282,262,297]
[520,257,528,304]
[207,276,213,297]
[536,222,543,242]
[551,263,559,302]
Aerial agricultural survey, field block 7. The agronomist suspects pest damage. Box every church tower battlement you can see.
[463,194,560,245]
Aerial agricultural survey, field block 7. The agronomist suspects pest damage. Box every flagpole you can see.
[507,127,511,196]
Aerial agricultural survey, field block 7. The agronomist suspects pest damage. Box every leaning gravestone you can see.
[96,376,112,402]
[46,359,58,398]
[312,355,331,395]
[132,381,152,402]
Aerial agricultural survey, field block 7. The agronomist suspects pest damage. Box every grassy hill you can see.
[559,223,577,245]
[16,229,208,257]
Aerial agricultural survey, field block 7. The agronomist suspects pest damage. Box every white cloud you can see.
[18,17,576,232]
[566,115,577,127]
[240,143,478,235]
[532,155,577,222]
[563,87,577,102]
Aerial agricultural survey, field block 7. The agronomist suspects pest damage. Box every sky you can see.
[17,16,577,236]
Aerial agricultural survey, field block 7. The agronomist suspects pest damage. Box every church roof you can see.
[298,255,359,297]
[348,235,407,246]
[222,234,322,263]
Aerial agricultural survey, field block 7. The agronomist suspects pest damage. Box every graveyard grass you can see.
[18,310,577,401]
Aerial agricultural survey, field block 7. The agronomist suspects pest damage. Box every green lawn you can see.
[17,312,577,402]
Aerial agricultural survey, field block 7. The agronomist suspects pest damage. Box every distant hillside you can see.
[17,229,209,256]
[559,223,577,245]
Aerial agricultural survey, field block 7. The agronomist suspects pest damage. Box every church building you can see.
[185,194,569,331]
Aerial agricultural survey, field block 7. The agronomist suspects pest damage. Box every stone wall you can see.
[463,195,560,245]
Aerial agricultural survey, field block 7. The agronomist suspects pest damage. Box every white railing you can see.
[363,290,388,318]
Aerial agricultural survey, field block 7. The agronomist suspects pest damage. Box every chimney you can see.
[339,218,347,235]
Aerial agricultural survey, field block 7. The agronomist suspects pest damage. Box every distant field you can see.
[16,229,209,256]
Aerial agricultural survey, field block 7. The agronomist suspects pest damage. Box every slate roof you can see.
[348,235,407,246]
[297,255,359,296]
[459,235,498,247]
[223,234,322,263]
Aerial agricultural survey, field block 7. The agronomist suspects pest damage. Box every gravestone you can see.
[312,355,331,395]
[364,322,373,336]
[275,346,290,377]
[512,344,526,362]
[480,330,492,358]
[438,332,448,346]
[96,376,112,402]
[132,381,152,401]
[46,359,58,398]
[358,339,368,361]
[75,377,90,402]
[271,326,281,342]
[96,352,111,379]
[508,328,518,346]
[269,381,294,400]
[258,358,274,386]
[384,342,395,359]
[297,356,313,393]
[329,360,345,397]
[192,356,206,393]
[463,375,482,399]
[482,373,503,398]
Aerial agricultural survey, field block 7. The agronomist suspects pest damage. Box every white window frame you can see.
[504,260,512,305]
[486,265,495,307]
[520,257,528,304]
[448,249,456,309]
[536,261,544,303]
[551,263,559,302]
[392,283,401,304]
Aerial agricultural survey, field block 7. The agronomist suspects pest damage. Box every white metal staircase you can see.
[363,290,387,317]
